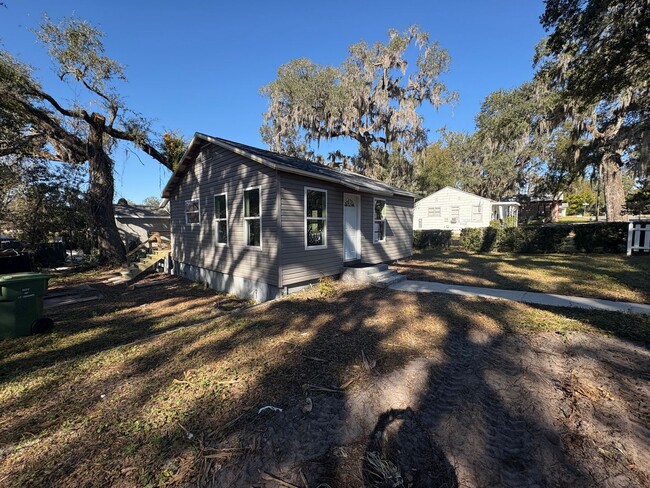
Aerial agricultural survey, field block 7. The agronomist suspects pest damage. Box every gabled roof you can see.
[415,186,492,205]
[114,203,169,219]
[415,186,520,206]
[162,133,417,199]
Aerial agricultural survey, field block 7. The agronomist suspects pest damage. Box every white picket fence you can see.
[627,219,650,256]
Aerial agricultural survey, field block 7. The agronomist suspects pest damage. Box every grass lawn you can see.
[1,269,649,486]
[394,250,650,303]
[558,215,598,223]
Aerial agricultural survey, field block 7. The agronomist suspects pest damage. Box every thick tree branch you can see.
[27,87,88,122]
[6,93,87,163]
[78,76,119,126]
[103,125,172,170]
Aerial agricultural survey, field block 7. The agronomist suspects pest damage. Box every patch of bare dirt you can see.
[3,275,649,488]
[206,329,650,488]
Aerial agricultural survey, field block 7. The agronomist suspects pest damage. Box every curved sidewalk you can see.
[389,280,650,315]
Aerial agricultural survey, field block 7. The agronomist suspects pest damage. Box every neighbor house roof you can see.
[416,186,520,206]
[162,133,418,199]
[114,203,169,219]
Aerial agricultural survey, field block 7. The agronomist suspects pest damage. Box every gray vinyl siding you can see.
[169,145,279,286]
[360,194,414,262]
[279,173,413,285]
[279,173,344,286]
[168,141,414,290]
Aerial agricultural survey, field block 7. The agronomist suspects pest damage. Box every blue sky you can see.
[1,1,546,203]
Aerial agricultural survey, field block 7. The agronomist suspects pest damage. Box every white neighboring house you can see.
[414,187,519,231]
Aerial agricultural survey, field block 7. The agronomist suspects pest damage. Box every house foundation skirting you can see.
[171,260,281,303]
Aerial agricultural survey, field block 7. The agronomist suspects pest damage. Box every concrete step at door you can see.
[340,263,388,282]
[340,265,406,287]
[369,269,407,287]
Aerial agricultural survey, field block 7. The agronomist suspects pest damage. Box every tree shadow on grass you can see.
[397,250,650,303]
[194,292,587,486]
[2,284,649,487]
[0,278,224,385]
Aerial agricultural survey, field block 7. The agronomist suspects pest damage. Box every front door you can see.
[343,194,361,261]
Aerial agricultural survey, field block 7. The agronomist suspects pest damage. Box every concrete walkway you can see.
[389,280,650,315]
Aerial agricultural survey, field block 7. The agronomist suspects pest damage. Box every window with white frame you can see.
[185,199,200,225]
[214,193,228,245]
[471,204,482,222]
[373,198,386,243]
[418,218,423,229]
[428,207,441,217]
[243,187,261,247]
[450,206,460,223]
[305,188,327,248]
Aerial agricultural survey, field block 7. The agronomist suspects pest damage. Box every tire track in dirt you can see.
[205,330,650,487]
[414,331,550,487]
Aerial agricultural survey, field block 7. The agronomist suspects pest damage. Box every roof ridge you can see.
[163,133,418,199]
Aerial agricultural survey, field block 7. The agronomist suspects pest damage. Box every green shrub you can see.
[531,225,572,252]
[497,225,571,253]
[318,276,337,298]
[573,222,628,253]
[413,230,452,250]
[502,216,518,228]
[480,227,500,252]
[459,228,484,252]
[457,222,627,254]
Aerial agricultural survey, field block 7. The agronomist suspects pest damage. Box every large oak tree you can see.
[260,25,457,182]
[537,0,649,221]
[0,16,183,263]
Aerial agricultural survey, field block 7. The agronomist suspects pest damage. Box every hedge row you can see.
[413,230,453,250]
[456,222,629,253]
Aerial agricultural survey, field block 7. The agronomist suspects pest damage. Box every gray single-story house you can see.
[161,133,416,302]
[114,201,171,250]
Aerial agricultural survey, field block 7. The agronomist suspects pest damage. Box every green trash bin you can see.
[0,272,53,339]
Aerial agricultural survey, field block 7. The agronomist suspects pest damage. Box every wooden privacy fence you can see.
[627,220,650,256]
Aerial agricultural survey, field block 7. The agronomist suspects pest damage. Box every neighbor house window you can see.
[214,193,228,245]
[450,206,460,223]
[185,199,200,225]
[243,187,261,248]
[305,188,327,249]
[428,207,441,217]
[373,198,386,243]
[472,205,482,222]
[418,218,423,229]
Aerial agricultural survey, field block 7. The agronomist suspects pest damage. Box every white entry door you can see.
[343,194,361,261]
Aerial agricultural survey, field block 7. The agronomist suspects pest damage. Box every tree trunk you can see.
[602,151,627,222]
[87,114,126,264]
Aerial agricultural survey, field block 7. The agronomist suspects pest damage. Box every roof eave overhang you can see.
[492,201,521,206]
[162,132,416,199]
[208,136,401,196]
[161,133,207,198]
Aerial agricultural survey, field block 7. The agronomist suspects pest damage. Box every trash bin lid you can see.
[0,272,52,283]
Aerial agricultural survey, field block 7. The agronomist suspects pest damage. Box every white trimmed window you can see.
[373,198,387,243]
[429,207,441,217]
[243,187,261,248]
[471,205,482,222]
[305,188,327,249]
[214,193,228,245]
[185,199,200,225]
[451,206,460,223]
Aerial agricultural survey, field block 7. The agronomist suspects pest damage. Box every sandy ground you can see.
[206,329,650,487]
